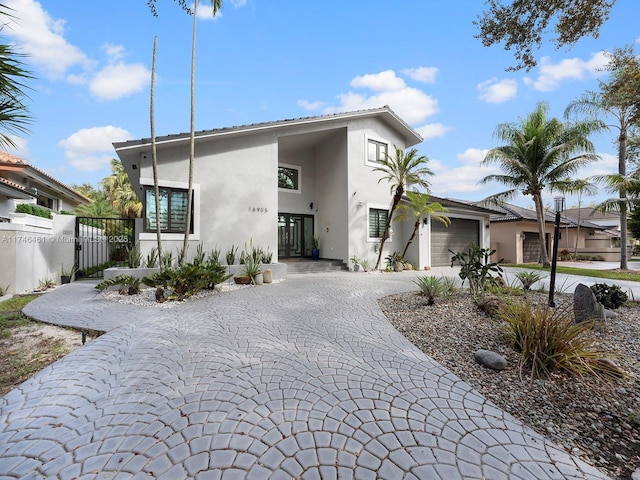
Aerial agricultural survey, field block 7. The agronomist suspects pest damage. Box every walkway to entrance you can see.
[1,271,609,479]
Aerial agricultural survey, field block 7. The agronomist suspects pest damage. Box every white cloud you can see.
[319,70,438,124]
[428,148,498,197]
[90,63,150,101]
[229,0,247,7]
[4,1,149,101]
[402,66,438,84]
[415,123,450,140]
[4,0,93,79]
[477,78,518,104]
[297,99,327,111]
[523,51,608,92]
[351,70,406,91]
[59,126,132,171]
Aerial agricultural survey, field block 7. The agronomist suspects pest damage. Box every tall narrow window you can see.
[369,208,388,239]
[367,139,388,163]
[144,186,192,233]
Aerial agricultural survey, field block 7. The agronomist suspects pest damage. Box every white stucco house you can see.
[114,106,491,269]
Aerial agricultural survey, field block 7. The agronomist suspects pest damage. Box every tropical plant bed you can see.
[379,290,640,479]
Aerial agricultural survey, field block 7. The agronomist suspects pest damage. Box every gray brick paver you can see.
[0,274,612,480]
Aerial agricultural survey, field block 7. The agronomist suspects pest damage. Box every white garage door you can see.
[430,218,480,267]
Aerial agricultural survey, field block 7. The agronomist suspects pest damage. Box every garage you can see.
[430,217,480,267]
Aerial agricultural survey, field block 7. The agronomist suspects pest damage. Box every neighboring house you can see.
[114,106,491,270]
[0,152,89,294]
[487,203,615,264]
[563,207,622,245]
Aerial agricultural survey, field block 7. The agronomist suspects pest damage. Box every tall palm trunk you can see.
[619,129,628,270]
[401,219,420,258]
[181,1,198,265]
[150,35,163,264]
[374,186,404,269]
[533,193,551,267]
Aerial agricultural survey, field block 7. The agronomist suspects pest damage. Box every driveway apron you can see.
[0,272,609,479]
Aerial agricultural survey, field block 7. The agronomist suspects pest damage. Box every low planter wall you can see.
[104,267,161,281]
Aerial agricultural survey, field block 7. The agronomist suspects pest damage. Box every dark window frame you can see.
[278,165,301,192]
[367,139,388,164]
[143,186,194,234]
[369,207,388,239]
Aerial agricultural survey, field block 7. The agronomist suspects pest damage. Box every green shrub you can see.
[414,276,445,305]
[96,275,141,295]
[15,203,53,219]
[498,300,624,382]
[145,247,158,268]
[513,270,544,290]
[127,243,142,268]
[590,283,628,309]
[385,252,406,271]
[143,260,231,301]
[450,243,503,297]
[225,246,238,265]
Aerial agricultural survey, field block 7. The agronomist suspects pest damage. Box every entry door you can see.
[278,214,314,258]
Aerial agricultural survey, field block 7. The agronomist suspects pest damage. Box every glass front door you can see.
[278,213,314,258]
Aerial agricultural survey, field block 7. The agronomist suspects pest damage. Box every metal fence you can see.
[75,217,135,278]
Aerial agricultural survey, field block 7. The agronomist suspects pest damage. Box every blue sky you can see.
[3,0,640,209]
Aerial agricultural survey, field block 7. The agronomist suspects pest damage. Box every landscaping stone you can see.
[474,349,507,371]
[573,283,606,324]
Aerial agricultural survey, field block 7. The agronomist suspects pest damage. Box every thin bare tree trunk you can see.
[150,35,163,265]
[401,220,419,258]
[534,193,551,267]
[374,188,403,269]
[181,1,197,265]
[619,129,628,270]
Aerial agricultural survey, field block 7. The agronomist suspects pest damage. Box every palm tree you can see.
[0,6,32,149]
[372,146,433,269]
[481,102,601,267]
[74,191,119,218]
[565,47,640,269]
[180,0,223,264]
[394,191,449,258]
[102,159,143,218]
[554,177,598,258]
[150,35,162,263]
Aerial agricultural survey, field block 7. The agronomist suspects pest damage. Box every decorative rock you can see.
[474,349,507,371]
[631,467,640,480]
[573,283,606,324]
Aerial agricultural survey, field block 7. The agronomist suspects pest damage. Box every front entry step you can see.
[282,259,348,274]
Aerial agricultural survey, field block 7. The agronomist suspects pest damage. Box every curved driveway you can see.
[0,271,609,479]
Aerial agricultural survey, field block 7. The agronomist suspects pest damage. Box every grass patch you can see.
[504,264,640,282]
[0,294,40,312]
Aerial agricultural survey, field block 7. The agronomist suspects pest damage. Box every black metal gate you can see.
[75,217,135,278]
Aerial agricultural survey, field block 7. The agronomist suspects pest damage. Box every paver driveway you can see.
[0,271,609,479]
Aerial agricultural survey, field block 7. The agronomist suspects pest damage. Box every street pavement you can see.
[0,267,619,479]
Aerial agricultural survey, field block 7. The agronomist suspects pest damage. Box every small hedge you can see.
[15,203,53,219]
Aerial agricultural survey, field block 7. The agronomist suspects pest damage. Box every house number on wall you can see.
[248,207,268,213]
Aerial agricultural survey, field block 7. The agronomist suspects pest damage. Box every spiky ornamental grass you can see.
[497,299,625,385]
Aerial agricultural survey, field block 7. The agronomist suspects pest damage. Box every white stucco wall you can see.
[137,132,278,262]
[0,213,75,294]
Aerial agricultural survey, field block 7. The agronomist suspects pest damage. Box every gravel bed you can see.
[379,290,640,479]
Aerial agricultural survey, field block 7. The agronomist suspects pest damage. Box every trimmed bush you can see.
[414,276,446,305]
[15,203,52,219]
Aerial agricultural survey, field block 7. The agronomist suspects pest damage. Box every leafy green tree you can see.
[474,0,617,71]
[102,159,143,218]
[0,6,32,148]
[628,204,640,240]
[394,191,449,258]
[372,146,433,269]
[74,191,119,218]
[481,102,601,267]
[565,45,640,269]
